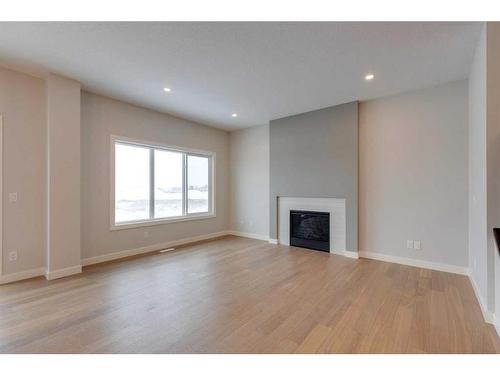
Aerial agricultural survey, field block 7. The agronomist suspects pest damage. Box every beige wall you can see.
[46,74,81,272]
[0,67,46,275]
[80,91,229,260]
[229,125,269,237]
[359,80,469,267]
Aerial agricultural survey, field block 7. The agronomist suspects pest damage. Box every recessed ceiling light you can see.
[365,74,374,81]
[232,113,238,118]
[163,87,171,92]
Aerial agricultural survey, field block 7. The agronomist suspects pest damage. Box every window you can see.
[187,155,209,214]
[115,143,150,223]
[112,136,214,229]
[154,149,183,219]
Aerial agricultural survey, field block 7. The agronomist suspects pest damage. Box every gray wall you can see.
[269,102,359,251]
[0,67,46,275]
[486,23,500,317]
[81,92,229,260]
[229,125,269,237]
[359,80,469,267]
[468,26,488,309]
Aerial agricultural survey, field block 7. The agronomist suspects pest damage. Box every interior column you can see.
[46,73,81,279]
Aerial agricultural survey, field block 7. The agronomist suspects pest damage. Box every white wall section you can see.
[468,25,489,316]
[359,80,469,268]
[0,67,46,276]
[229,125,269,238]
[46,74,82,276]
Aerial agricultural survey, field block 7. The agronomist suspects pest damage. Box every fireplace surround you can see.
[277,197,348,255]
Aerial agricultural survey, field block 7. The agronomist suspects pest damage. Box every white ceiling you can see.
[0,22,482,130]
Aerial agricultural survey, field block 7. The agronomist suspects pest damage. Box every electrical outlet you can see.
[414,240,421,250]
[9,192,18,203]
[8,251,18,262]
[406,240,413,249]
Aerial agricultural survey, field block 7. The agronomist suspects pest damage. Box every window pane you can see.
[187,155,209,214]
[154,149,183,218]
[115,143,150,223]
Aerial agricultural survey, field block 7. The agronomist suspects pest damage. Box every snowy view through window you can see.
[115,142,210,223]
[115,143,150,223]
[154,149,183,219]
[187,154,209,214]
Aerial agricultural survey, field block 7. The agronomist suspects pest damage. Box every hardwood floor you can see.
[0,236,499,353]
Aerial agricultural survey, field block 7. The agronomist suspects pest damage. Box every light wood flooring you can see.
[0,236,499,353]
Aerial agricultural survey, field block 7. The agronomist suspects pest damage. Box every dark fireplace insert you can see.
[289,210,330,252]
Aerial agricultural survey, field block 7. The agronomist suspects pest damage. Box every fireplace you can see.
[289,210,330,252]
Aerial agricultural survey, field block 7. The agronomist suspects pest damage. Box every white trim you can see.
[330,250,358,258]
[110,134,216,231]
[0,115,3,278]
[359,251,469,275]
[45,265,82,280]
[82,231,229,266]
[111,134,217,157]
[46,102,51,275]
[468,273,496,324]
[227,230,269,241]
[0,267,45,285]
[110,213,217,231]
[109,135,115,230]
[340,250,359,259]
[496,319,500,338]
[268,238,278,245]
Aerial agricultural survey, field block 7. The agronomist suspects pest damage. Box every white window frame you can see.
[110,135,216,231]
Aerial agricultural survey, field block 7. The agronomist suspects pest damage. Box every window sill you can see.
[110,213,216,231]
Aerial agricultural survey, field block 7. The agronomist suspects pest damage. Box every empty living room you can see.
[1,0,500,372]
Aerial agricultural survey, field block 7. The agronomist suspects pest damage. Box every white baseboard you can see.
[340,250,359,259]
[82,231,229,266]
[45,265,82,280]
[330,250,359,259]
[268,238,278,245]
[468,273,495,324]
[358,251,469,275]
[227,230,269,241]
[0,267,46,285]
